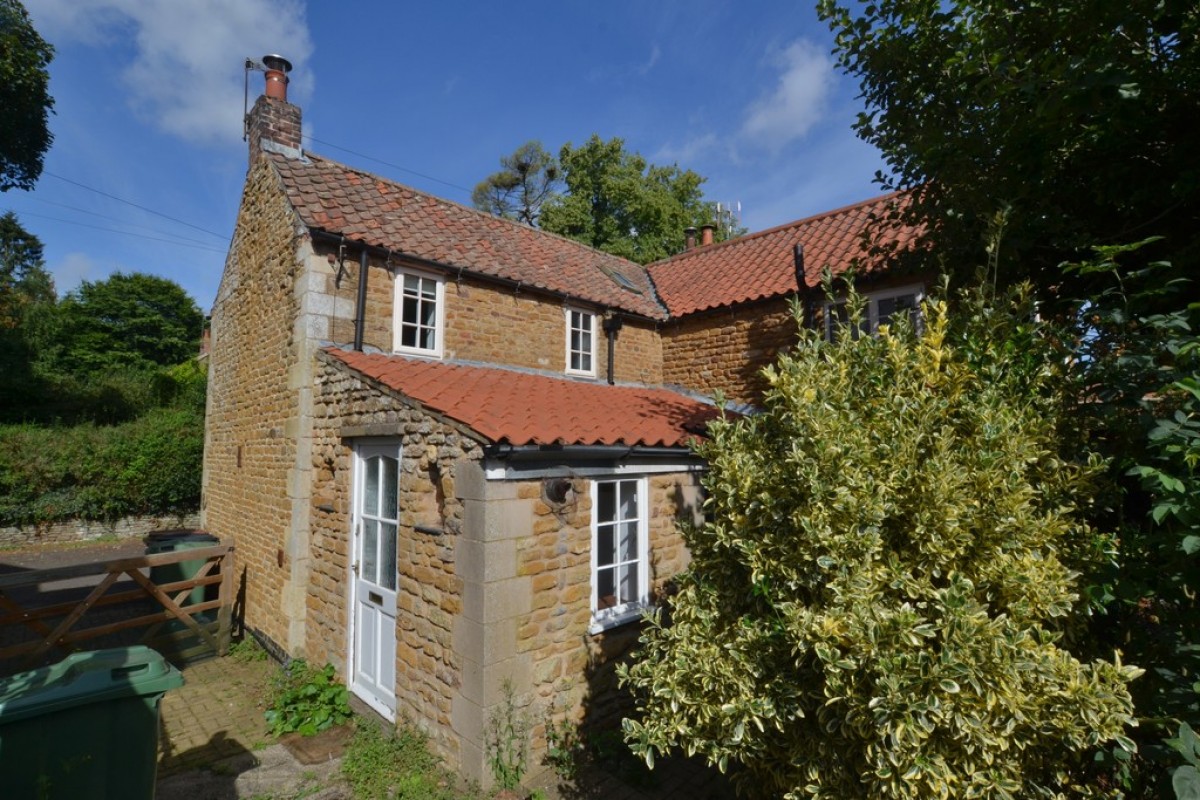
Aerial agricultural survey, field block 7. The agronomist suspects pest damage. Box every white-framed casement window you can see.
[565,308,597,377]
[393,269,445,357]
[590,476,649,633]
[824,283,924,341]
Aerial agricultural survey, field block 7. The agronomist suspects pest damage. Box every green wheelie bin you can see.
[145,529,221,610]
[0,646,184,799]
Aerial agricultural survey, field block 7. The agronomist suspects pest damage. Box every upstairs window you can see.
[394,270,444,357]
[825,283,924,341]
[566,308,596,377]
[591,477,649,632]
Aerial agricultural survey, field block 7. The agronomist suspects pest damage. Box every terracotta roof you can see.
[325,348,719,448]
[269,152,666,319]
[647,192,920,317]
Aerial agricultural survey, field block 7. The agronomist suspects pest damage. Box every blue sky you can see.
[8,1,886,311]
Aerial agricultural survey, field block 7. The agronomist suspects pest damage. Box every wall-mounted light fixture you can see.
[543,477,573,504]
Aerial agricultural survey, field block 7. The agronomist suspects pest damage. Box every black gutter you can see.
[484,444,694,461]
[309,229,664,325]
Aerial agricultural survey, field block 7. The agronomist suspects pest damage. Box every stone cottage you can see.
[202,57,919,781]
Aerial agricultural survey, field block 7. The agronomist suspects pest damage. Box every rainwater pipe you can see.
[353,248,368,351]
[603,315,624,385]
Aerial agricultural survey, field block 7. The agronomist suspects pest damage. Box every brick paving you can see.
[157,654,274,776]
[155,651,737,799]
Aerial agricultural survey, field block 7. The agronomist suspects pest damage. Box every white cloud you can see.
[25,0,314,146]
[740,39,834,151]
[653,133,720,166]
[51,252,101,295]
[638,44,661,76]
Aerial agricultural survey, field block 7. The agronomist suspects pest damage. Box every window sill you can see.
[587,602,653,636]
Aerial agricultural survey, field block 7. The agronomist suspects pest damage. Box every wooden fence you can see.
[0,544,234,672]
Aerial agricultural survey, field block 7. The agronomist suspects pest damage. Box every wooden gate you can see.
[0,543,234,672]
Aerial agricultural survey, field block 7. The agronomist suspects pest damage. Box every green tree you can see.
[0,211,53,327]
[50,272,204,375]
[0,212,53,416]
[539,135,724,264]
[818,0,1200,303]
[0,0,54,191]
[472,140,561,226]
[620,292,1140,798]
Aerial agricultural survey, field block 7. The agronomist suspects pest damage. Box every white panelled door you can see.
[349,444,399,719]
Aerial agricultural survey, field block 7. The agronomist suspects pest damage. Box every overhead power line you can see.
[43,170,229,240]
[20,197,223,249]
[7,210,228,254]
[301,134,474,197]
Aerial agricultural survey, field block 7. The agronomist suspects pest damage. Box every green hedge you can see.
[0,365,205,527]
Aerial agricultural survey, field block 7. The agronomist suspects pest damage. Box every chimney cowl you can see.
[262,54,292,101]
[684,226,697,251]
[700,223,715,247]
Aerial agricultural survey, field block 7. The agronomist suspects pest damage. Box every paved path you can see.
[3,541,736,799]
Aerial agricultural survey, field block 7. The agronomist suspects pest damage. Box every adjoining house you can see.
[202,57,920,782]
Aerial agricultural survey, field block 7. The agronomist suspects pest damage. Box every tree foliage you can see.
[818,0,1200,302]
[472,140,561,226]
[0,0,54,191]
[0,212,54,414]
[620,292,1140,798]
[0,210,53,327]
[539,135,726,264]
[45,271,204,375]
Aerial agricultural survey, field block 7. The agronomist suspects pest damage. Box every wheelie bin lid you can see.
[0,646,184,725]
[144,529,219,546]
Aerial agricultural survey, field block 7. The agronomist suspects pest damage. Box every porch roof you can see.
[324,348,721,448]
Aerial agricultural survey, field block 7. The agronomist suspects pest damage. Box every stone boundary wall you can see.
[0,513,202,549]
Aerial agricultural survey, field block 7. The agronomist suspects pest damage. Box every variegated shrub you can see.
[620,292,1141,799]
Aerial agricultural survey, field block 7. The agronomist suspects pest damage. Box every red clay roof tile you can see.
[325,348,719,448]
[647,192,920,317]
[269,153,667,320]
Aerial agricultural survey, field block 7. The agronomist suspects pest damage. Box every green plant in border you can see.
[542,702,584,780]
[484,679,529,790]
[342,717,475,800]
[264,659,351,737]
[620,285,1142,798]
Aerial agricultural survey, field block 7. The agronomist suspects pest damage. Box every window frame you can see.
[564,307,597,378]
[392,268,445,358]
[589,476,650,634]
[824,282,924,341]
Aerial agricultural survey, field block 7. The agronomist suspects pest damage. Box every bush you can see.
[619,289,1142,799]
[0,402,203,526]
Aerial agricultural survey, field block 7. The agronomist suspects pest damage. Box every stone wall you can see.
[661,295,798,404]
[521,473,701,750]
[314,245,663,385]
[0,513,202,549]
[452,464,703,784]
[203,156,314,653]
[307,353,485,762]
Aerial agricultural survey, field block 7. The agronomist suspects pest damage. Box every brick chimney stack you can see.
[246,54,301,165]
[700,223,715,247]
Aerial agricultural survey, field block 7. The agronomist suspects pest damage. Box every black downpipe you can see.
[353,249,369,351]
[602,316,624,384]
